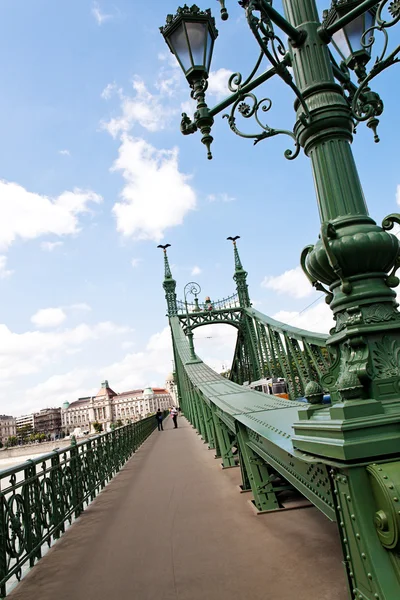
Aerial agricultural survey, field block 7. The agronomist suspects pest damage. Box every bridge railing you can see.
[0,414,163,597]
[176,292,240,314]
[230,307,330,399]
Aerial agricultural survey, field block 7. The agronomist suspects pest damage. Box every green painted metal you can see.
[161,242,400,597]
[0,415,163,597]
[160,0,400,596]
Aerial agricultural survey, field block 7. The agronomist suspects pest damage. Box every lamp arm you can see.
[257,0,306,46]
[208,66,278,118]
[246,9,311,123]
[320,0,380,39]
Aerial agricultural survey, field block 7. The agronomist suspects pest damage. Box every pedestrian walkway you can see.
[9,416,347,600]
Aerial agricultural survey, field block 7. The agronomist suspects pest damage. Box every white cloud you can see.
[58,149,70,156]
[0,256,13,279]
[131,258,142,268]
[102,78,173,136]
[0,321,130,384]
[91,2,113,25]
[101,82,122,100]
[41,241,64,252]
[273,302,334,334]
[68,303,91,312]
[207,192,235,203]
[112,135,196,242]
[208,68,234,100]
[191,265,202,276]
[261,266,313,299]
[181,100,195,115]
[31,308,67,328]
[0,181,101,250]
[194,324,237,374]
[18,369,94,415]
[101,326,173,392]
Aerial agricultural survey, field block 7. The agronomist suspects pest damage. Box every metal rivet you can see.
[344,538,347,543]
[356,533,360,540]
[347,496,351,501]
[394,497,398,502]
[361,553,366,559]
[367,573,372,580]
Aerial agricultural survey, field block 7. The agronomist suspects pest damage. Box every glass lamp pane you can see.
[170,23,192,73]
[206,29,214,72]
[332,28,350,60]
[185,21,207,66]
[344,15,364,53]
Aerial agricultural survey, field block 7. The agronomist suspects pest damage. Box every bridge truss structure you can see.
[161,241,400,600]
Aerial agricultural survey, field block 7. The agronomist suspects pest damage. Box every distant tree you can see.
[6,436,18,447]
[93,421,103,434]
[115,419,124,428]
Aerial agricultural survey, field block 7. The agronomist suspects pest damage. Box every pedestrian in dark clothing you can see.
[156,409,163,431]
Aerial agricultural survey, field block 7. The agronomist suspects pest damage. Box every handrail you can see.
[245,307,328,345]
[0,414,165,597]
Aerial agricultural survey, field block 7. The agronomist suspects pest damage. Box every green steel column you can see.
[204,403,216,450]
[236,424,279,511]
[280,0,400,457]
[199,396,212,445]
[279,0,400,595]
[211,408,236,468]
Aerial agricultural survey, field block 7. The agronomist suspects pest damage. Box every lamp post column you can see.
[278,3,400,595]
[277,0,400,456]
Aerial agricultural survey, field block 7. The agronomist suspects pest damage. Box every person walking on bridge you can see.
[156,409,163,431]
[171,406,179,429]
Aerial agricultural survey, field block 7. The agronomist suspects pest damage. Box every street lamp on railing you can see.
[184,281,201,359]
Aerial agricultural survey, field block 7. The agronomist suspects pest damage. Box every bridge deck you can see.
[9,418,347,600]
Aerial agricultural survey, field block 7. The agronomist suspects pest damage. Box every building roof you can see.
[95,380,117,398]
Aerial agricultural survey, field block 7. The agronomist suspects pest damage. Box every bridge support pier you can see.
[236,424,279,511]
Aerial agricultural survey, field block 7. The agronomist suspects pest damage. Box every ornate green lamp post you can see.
[184,281,202,360]
[161,2,400,598]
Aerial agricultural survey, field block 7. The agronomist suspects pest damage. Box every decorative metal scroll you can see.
[218,0,309,158]
[177,292,240,314]
[338,0,400,140]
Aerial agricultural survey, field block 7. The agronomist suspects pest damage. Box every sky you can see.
[0,0,398,416]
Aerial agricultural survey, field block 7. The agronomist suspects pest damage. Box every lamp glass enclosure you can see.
[330,6,376,67]
[161,9,218,82]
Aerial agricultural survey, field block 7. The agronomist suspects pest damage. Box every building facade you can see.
[15,414,35,439]
[61,381,173,434]
[33,408,61,438]
[0,415,16,446]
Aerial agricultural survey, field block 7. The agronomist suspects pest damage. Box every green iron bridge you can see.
[161,239,400,600]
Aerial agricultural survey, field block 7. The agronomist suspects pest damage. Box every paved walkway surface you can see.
[9,417,347,600]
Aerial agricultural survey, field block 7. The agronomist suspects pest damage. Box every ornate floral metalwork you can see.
[373,336,400,378]
[223,93,300,159]
[343,0,400,139]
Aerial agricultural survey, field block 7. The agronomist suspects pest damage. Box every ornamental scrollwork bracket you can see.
[349,0,400,141]
[381,213,400,288]
[222,93,301,160]
[180,113,197,136]
[321,222,352,294]
[300,245,333,303]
